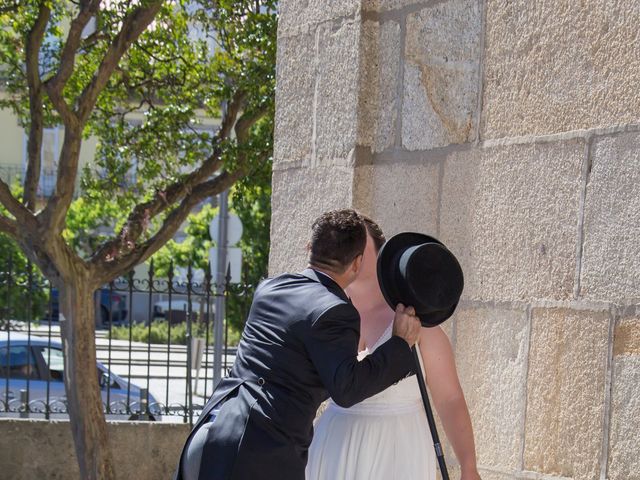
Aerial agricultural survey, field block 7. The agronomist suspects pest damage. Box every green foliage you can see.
[0,0,276,259]
[150,203,218,277]
[0,233,49,324]
[63,197,125,257]
[149,156,273,332]
[0,184,48,323]
[0,0,69,127]
[77,0,277,219]
[0,1,276,346]
[108,319,241,347]
[0,0,275,309]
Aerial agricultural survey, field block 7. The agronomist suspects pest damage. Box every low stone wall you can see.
[0,418,190,479]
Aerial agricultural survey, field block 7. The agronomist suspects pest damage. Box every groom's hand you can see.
[392,303,421,347]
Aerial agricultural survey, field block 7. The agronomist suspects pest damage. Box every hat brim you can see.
[377,232,461,327]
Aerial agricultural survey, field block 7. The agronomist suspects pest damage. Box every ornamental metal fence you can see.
[0,253,255,427]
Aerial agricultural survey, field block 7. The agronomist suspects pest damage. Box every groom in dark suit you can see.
[175,209,422,480]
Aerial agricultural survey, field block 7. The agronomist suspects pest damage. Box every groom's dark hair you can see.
[309,209,366,273]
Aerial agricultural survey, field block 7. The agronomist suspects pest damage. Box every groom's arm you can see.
[303,303,415,408]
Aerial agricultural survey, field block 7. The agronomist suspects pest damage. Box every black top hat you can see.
[377,232,464,327]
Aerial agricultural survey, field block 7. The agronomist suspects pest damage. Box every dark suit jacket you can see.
[175,268,415,480]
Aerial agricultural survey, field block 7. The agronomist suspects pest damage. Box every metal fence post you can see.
[191,337,205,396]
[139,388,149,421]
[213,191,229,388]
[20,389,28,418]
[185,285,193,427]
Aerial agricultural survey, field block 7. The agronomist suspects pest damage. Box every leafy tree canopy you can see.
[0,0,275,285]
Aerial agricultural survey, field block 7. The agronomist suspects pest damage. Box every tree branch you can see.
[80,30,108,50]
[43,0,99,127]
[93,169,245,283]
[96,138,272,283]
[89,90,251,264]
[0,214,19,239]
[89,86,270,282]
[40,2,162,236]
[38,127,83,234]
[45,0,100,94]
[44,85,78,127]
[92,135,271,283]
[0,178,36,229]
[76,1,163,124]
[23,3,51,211]
[89,150,226,267]
[218,90,247,142]
[235,106,266,143]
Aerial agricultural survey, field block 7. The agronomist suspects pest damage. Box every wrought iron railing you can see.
[0,253,255,427]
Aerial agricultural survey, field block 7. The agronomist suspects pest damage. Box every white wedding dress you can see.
[306,323,437,480]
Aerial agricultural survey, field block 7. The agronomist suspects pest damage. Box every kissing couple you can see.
[175,209,480,480]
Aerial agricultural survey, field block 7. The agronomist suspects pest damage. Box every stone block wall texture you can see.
[0,418,190,479]
[272,1,640,479]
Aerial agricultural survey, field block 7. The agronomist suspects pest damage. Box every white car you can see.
[0,332,162,420]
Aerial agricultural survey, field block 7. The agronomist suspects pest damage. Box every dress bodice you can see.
[309,323,436,480]
[329,322,424,414]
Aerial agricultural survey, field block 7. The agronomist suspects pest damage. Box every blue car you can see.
[47,288,128,327]
[0,332,160,420]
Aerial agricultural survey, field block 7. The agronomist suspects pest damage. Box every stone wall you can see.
[0,418,189,479]
[271,1,640,479]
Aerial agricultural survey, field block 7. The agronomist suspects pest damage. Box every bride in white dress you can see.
[306,218,481,480]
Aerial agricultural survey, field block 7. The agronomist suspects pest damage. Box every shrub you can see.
[109,320,242,347]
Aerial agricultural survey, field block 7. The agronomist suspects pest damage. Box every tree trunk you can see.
[59,276,116,480]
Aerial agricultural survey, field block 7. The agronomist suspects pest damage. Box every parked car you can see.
[152,300,206,324]
[46,288,128,327]
[0,332,160,420]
